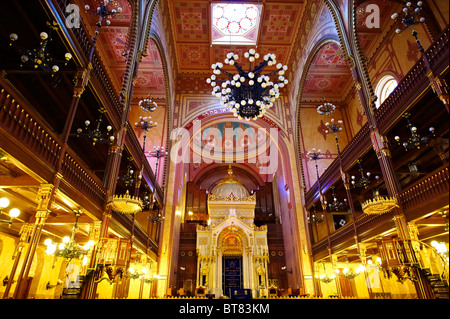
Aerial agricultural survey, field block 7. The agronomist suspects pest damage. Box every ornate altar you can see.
[196,166,269,298]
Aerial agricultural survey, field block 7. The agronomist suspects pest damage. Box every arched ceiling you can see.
[301,42,353,101]
[79,0,167,103]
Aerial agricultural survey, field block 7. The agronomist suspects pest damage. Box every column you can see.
[13,184,54,299]
[358,242,373,299]
[82,208,112,299]
[2,224,34,299]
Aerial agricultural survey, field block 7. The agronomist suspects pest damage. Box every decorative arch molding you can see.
[139,0,160,63]
[213,218,252,248]
[295,36,341,111]
[148,32,174,191]
[176,97,289,139]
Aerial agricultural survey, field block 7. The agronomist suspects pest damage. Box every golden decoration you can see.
[362,192,399,215]
[111,190,143,214]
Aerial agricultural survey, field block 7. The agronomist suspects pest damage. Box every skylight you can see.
[211,3,262,45]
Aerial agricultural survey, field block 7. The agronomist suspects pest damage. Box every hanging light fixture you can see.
[139,93,158,112]
[335,255,363,280]
[117,164,135,188]
[315,263,336,284]
[391,2,426,53]
[149,146,168,182]
[76,109,115,146]
[208,48,288,120]
[111,190,143,215]
[351,160,379,189]
[9,21,73,74]
[84,0,123,27]
[44,210,94,261]
[394,113,435,151]
[317,97,336,116]
[325,186,347,212]
[307,204,324,224]
[134,116,157,153]
[150,201,164,223]
[361,189,399,215]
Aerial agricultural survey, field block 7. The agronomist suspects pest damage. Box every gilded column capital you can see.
[36,184,55,211]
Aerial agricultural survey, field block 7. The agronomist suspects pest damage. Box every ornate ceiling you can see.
[301,42,352,100]
[80,0,167,102]
[78,0,402,110]
[168,0,305,74]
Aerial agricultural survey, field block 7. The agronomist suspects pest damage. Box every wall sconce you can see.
[46,279,63,290]
[0,197,20,227]
[281,266,293,274]
[3,275,15,287]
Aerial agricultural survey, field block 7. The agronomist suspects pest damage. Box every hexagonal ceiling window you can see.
[211,3,262,45]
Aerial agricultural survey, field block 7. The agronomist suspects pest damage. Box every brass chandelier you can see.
[361,190,399,215]
[208,49,288,120]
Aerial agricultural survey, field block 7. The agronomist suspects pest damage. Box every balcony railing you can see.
[50,0,164,201]
[399,164,449,213]
[312,163,449,260]
[305,28,449,209]
[0,78,106,209]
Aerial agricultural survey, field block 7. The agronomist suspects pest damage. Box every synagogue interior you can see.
[0,0,448,300]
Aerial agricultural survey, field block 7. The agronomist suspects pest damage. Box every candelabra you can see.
[392,2,449,113]
[140,191,151,210]
[149,146,168,182]
[8,21,73,74]
[135,116,157,153]
[44,211,94,261]
[325,186,347,212]
[76,109,115,146]
[394,113,435,151]
[139,93,158,112]
[208,48,288,120]
[0,197,20,227]
[391,1,426,53]
[150,201,165,223]
[351,160,379,189]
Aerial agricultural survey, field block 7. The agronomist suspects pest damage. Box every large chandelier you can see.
[361,190,399,215]
[208,49,288,120]
[111,190,143,215]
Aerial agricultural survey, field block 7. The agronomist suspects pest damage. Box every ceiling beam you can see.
[0,176,40,188]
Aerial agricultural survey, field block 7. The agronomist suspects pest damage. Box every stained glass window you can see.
[211,3,262,45]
